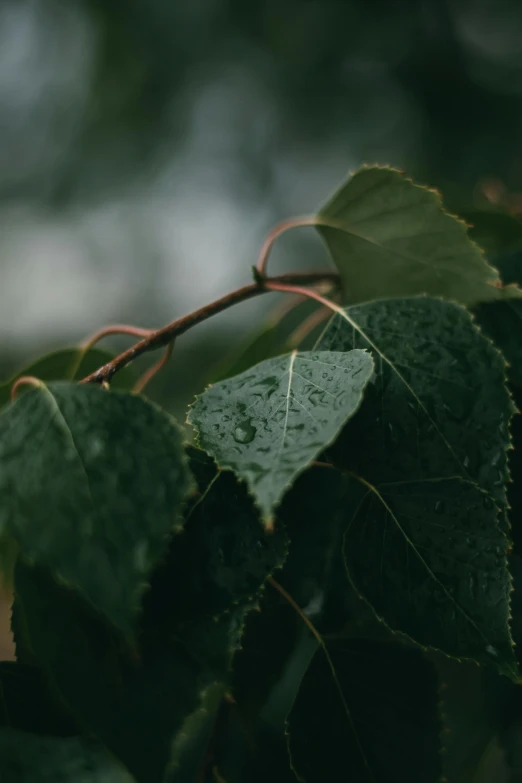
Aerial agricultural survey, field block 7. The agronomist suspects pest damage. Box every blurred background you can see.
[2,0,522,419]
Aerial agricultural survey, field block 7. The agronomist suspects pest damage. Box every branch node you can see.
[252,265,266,286]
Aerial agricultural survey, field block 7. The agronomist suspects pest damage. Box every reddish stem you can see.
[263,280,345,318]
[69,324,153,380]
[10,376,44,402]
[255,215,319,276]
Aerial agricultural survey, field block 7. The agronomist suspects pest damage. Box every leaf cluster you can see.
[2,166,522,782]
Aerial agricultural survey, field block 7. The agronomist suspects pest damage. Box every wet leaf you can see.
[188,349,373,525]
[0,382,194,638]
[287,639,441,783]
[316,166,520,306]
[343,477,516,675]
[317,297,517,676]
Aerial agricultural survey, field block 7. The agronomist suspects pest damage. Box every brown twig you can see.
[69,324,153,380]
[81,272,340,385]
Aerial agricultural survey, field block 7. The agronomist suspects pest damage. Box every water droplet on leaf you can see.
[233,420,257,444]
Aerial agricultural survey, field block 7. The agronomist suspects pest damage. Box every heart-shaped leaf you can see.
[316,166,520,306]
[316,297,518,677]
[0,382,194,638]
[188,349,373,525]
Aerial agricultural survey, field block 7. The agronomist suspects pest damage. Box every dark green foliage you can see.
[0,662,77,737]
[144,446,288,628]
[0,382,193,638]
[288,640,442,783]
[0,729,132,782]
[188,349,373,524]
[343,477,515,674]
[4,169,522,781]
[14,562,211,783]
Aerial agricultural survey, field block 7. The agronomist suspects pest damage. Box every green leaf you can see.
[277,467,392,640]
[287,639,441,783]
[0,382,194,638]
[223,595,313,783]
[231,587,302,727]
[343,477,516,674]
[14,562,211,783]
[165,683,225,782]
[0,346,135,410]
[188,349,374,525]
[316,166,520,306]
[0,661,77,737]
[0,729,133,783]
[145,446,288,631]
[435,653,514,783]
[317,297,517,675]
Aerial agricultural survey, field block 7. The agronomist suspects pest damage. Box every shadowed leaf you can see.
[317,297,517,676]
[0,382,194,638]
[343,477,516,674]
[0,729,133,782]
[144,446,288,632]
[14,562,222,783]
[287,639,441,783]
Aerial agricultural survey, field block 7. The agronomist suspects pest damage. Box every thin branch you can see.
[133,341,175,394]
[267,576,322,645]
[69,324,153,380]
[81,272,340,385]
[255,215,319,276]
[268,576,372,778]
[263,280,345,318]
[11,376,44,402]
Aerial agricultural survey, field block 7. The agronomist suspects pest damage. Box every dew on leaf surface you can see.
[233,420,257,444]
